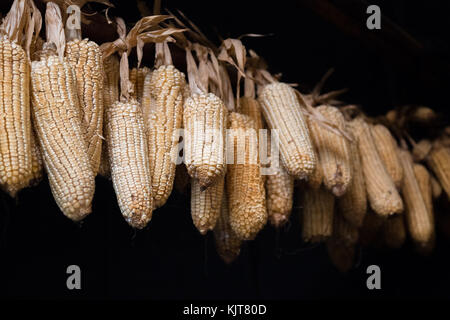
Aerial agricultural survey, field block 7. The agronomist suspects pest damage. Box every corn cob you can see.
[145,65,186,208]
[326,240,355,273]
[183,92,227,188]
[31,44,95,220]
[350,118,403,216]
[307,144,323,189]
[301,186,335,243]
[191,176,224,234]
[227,113,267,240]
[337,136,367,227]
[105,100,153,229]
[430,174,442,199]
[214,191,242,263]
[412,139,432,162]
[308,105,352,196]
[371,124,403,189]
[398,149,433,247]
[238,97,264,132]
[65,38,104,175]
[129,67,150,102]
[382,215,406,249]
[266,167,294,227]
[426,144,450,200]
[413,163,435,251]
[258,82,316,179]
[0,35,33,197]
[99,54,120,178]
[28,127,43,186]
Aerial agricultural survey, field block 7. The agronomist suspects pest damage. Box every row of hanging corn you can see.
[0,0,449,271]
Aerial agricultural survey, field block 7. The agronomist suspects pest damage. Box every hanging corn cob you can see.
[28,128,43,186]
[301,186,335,243]
[227,112,267,240]
[183,46,227,189]
[144,41,186,208]
[337,132,367,227]
[130,66,150,102]
[371,124,403,189]
[425,142,450,201]
[258,80,316,179]
[350,117,403,216]
[430,174,442,199]
[398,149,433,248]
[102,16,178,228]
[308,105,352,196]
[65,28,104,175]
[214,191,242,263]
[30,2,94,220]
[0,0,37,197]
[98,53,120,178]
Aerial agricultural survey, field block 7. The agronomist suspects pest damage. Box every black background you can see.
[0,0,449,300]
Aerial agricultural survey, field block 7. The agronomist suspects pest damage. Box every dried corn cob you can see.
[337,136,367,227]
[0,35,33,197]
[351,118,403,216]
[398,149,433,247]
[426,144,450,200]
[266,167,294,227]
[214,191,242,263]
[371,124,403,189]
[65,38,104,175]
[145,64,186,208]
[413,163,435,250]
[191,176,224,234]
[227,113,267,240]
[238,97,264,132]
[183,92,227,188]
[258,82,316,179]
[309,105,352,196]
[326,240,355,273]
[430,174,442,199]
[382,215,406,249]
[301,186,335,243]
[105,100,153,229]
[99,54,120,178]
[307,144,323,189]
[129,66,150,102]
[28,127,43,186]
[31,44,95,220]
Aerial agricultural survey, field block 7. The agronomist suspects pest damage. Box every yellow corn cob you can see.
[326,240,355,273]
[371,124,403,189]
[351,118,403,216]
[301,186,335,243]
[430,174,442,199]
[266,167,294,228]
[65,39,104,175]
[214,191,242,264]
[145,65,186,208]
[309,106,352,196]
[0,35,33,197]
[398,149,433,247]
[30,45,95,221]
[426,144,450,200]
[227,112,267,240]
[99,54,120,178]
[307,144,323,189]
[337,135,367,227]
[238,97,264,132]
[258,82,316,179]
[28,127,43,186]
[191,176,224,234]
[129,67,150,102]
[105,100,153,229]
[183,92,227,188]
[382,215,406,249]
[413,163,435,250]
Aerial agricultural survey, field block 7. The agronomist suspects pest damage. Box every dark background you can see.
[0,0,449,300]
